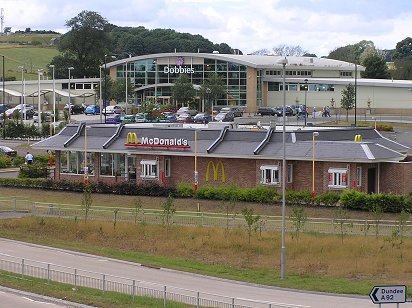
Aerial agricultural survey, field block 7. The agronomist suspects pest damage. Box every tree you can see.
[54,11,111,78]
[340,83,355,121]
[289,205,307,241]
[241,208,261,244]
[199,73,226,113]
[392,55,412,80]
[81,185,93,223]
[361,53,391,79]
[393,37,412,60]
[171,74,196,108]
[272,44,308,56]
[328,40,374,63]
[162,194,176,227]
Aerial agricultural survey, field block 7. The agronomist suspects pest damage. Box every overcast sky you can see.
[2,0,412,57]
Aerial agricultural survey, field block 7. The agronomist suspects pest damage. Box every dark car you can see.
[176,113,194,123]
[274,106,294,117]
[214,112,235,122]
[0,145,17,157]
[106,114,122,124]
[220,107,244,117]
[193,113,212,124]
[0,104,12,114]
[64,104,85,115]
[257,106,277,116]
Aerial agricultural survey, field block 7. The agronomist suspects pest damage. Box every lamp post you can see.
[312,131,319,204]
[206,87,211,117]
[37,69,44,129]
[84,125,90,185]
[354,62,357,126]
[125,53,132,115]
[18,65,24,124]
[68,67,74,123]
[103,55,116,123]
[304,79,308,126]
[330,98,336,122]
[278,57,288,279]
[49,65,56,132]
[2,54,5,139]
[99,66,103,123]
[194,129,198,192]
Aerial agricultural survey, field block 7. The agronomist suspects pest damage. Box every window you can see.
[328,168,348,188]
[141,160,158,179]
[356,166,362,187]
[287,164,293,183]
[100,153,125,176]
[165,158,171,177]
[260,165,279,185]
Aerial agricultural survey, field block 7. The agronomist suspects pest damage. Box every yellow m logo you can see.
[354,134,362,142]
[126,132,138,144]
[206,160,226,182]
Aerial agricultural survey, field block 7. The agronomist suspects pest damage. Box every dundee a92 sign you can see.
[369,285,406,304]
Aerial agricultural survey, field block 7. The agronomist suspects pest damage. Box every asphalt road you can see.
[0,238,376,308]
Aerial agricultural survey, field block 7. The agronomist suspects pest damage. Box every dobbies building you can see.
[105,52,412,114]
[33,124,412,195]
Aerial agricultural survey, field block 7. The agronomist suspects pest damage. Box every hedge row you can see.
[1,178,411,213]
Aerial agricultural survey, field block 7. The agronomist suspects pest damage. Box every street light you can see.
[206,88,211,117]
[84,125,90,185]
[2,54,5,139]
[354,62,357,126]
[330,98,336,122]
[124,53,132,115]
[18,65,24,124]
[278,56,288,279]
[37,69,44,129]
[304,79,308,126]
[312,131,319,204]
[103,55,116,123]
[49,65,56,132]
[68,67,74,123]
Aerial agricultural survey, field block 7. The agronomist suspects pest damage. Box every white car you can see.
[102,105,123,115]
[5,104,34,118]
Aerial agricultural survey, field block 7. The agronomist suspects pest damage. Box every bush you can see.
[314,191,341,207]
[286,190,312,206]
[176,183,195,198]
[367,193,405,213]
[18,165,48,178]
[339,190,369,211]
[0,155,12,168]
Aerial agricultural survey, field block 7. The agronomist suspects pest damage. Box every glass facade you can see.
[115,56,251,107]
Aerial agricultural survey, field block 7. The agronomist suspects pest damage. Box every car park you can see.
[84,105,100,115]
[256,106,278,116]
[0,145,17,157]
[102,105,123,115]
[214,111,235,122]
[193,113,212,124]
[176,106,198,116]
[64,104,85,115]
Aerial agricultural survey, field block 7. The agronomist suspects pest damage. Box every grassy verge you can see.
[0,217,411,299]
[0,270,187,307]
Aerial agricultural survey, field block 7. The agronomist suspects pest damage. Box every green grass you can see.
[0,270,188,308]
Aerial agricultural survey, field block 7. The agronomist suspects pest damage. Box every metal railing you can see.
[1,196,411,237]
[0,253,306,308]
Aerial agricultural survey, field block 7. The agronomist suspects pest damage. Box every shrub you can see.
[315,191,341,207]
[0,155,12,168]
[18,165,48,178]
[176,183,195,198]
[367,193,405,213]
[286,190,312,206]
[339,190,369,211]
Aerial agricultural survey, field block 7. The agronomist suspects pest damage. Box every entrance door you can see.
[367,168,376,194]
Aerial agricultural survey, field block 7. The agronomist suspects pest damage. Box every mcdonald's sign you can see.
[354,135,362,142]
[126,132,138,144]
[205,160,226,183]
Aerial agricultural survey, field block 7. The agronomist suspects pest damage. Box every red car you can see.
[176,113,193,123]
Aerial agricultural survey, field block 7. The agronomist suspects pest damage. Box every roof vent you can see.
[212,51,219,54]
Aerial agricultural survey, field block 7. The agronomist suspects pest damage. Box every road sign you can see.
[370,285,406,304]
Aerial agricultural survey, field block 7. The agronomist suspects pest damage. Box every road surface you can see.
[0,238,376,308]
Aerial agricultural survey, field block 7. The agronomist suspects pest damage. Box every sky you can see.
[2,0,412,57]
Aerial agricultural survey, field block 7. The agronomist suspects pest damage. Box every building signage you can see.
[125,132,191,149]
[369,285,406,304]
[163,56,195,74]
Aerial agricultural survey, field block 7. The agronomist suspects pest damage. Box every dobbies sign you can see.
[164,56,195,74]
[125,132,191,149]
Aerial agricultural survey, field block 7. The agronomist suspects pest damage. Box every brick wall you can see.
[380,162,412,194]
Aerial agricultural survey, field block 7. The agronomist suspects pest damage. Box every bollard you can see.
[74,268,77,288]
[47,263,50,284]
[21,258,25,278]
[163,285,167,307]
[197,291,200,308]
[102,274,106,293]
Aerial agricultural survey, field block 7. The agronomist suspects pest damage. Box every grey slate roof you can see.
[32,124,408,163]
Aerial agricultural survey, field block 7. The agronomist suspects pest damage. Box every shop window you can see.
[100,153,125,176]
[141,160,158,179]
[260,165,279,185]
[356,166,362,187]
[165,158,171,177]
[328,168,348,189]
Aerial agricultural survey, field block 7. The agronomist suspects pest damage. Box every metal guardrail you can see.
[0,253,307,308]
[0,197,411,237]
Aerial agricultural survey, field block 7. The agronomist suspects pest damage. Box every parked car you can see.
[102,105,123,115]
[134,113,148,123]
[64,104,85,115]
[176,113,194,123]
[214,112,235,122]
[220,106,244,117]
[120,114,136,123]
[158,114,177,123]
[5,104,35,119]
[106,114,122,124]
[0,145,17,157]
[33,111,52,123]
[176,106,198,116]
[0,104,12,114]
[256,106,278,116]
[193,113,212,124]
[84,105,100,115]
[274,106,294,117]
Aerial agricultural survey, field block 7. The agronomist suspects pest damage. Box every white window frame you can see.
[356,166,362,187]
[328,168,348,189]
[165,158,171,177]
[260,165,280,185]
[140,160,158,179]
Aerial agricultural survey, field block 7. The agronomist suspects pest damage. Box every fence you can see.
[0,253,307,308]
[0,196,411,237]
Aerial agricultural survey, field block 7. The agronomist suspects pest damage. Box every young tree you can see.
[340,83,355,121]
[199,73,226,113]
[81,185,93,223]
[334,205,351,243]
[241,208,261,244]
[289,205,307,241]
[171,74,196,108]
[162,194,176,227]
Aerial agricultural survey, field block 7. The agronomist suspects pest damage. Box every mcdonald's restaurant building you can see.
[33,123,412,195]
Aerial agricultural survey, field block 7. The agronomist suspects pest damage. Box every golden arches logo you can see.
[126,132,138,144]
[206,160,226,183]
[354,134,362,142]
